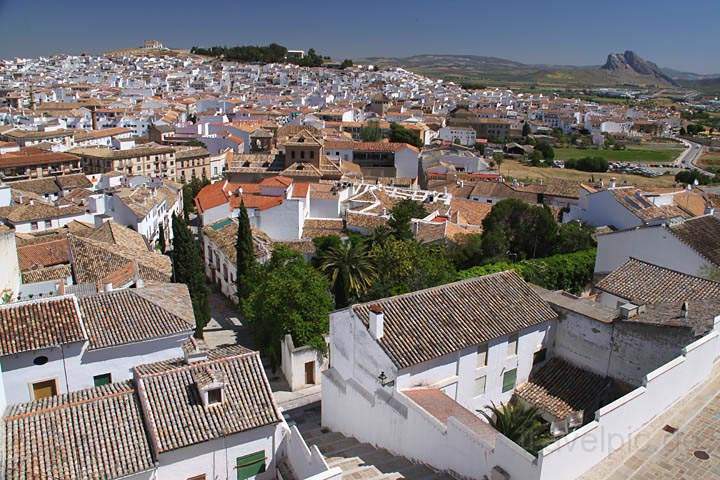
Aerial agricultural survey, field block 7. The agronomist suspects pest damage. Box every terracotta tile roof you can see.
[0,296,86,356]
[78,284,194,350]
[17,238,70,270]
[21,264,72,284]
[82,220,150,254]
[73,126,132,141]
[229,193,283,211]
[669,215,720,267]
[610,188,689,223]
[9,177,61,196]
[0,203,84,223]
[302,218,345,239]
[202,219,272,263]
[449,198,492,226]
[403,388,496,446]
[351,271,557,369]
[4,381,154,480]
[324,140,418,153]
[596,258,720,304]
[290,182,310,199]
[515,357,609,420]
[0,148,80,168]
[259,175,292,187]
[54,173,92,190]
[69,235,171,285]
[135,347,282,453]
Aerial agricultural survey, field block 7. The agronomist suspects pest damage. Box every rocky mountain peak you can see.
[601,50,678,86]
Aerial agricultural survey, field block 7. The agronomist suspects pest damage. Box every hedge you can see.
[457,249,596,294]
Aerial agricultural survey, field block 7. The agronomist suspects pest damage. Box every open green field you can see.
[554,145,683,164]
[500,160,678,188]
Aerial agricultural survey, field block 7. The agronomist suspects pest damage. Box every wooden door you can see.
[32,380,57,400]
[304,361,315,385]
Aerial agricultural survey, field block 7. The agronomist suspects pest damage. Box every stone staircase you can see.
[302,427,456,480]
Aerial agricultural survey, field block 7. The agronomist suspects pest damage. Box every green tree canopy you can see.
[522,122,531,137]
[365,238,456,299]
[243,246,333,368]
[481,199,558,261]
[182,176,210,220]
[235,202,256,305]
[171,214,210,338]
[318,241,377,307]
[360,121,382,142]
[389,123,422,148]
[388,199,428,240]
[535,141,555,160]
[479,402,553,455]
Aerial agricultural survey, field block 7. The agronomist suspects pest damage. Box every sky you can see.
[1,0,718,73]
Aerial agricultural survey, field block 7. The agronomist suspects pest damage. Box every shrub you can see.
[564,156,609,172]
[457,249,596,294]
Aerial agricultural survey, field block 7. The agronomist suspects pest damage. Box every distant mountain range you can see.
[358,50,720,91]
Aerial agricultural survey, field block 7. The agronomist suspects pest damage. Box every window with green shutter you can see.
[502,368,517,393]
[93,373,111,387]
[236,451,266,480]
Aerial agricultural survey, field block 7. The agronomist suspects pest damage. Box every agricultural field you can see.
[498,160,678,189]
[553,144,683,164]
[697,149,720,169]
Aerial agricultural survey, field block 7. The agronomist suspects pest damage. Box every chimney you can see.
[90,106,98,130]
[609,177,617,189]
[57,278,65,295]
[368,304,384,339]
[682,301,689,319]
[183,337,209,364]
[103,282,113,292]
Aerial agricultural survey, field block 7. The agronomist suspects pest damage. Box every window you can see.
[236,451,266,480]
[507,334,518,356]
[32,379,57,400]
[207,388,222,405]
[300,150,305,159]
[533,348,547,367]
[291,150,296,159]
[476,343,487,367]
[502,369,517,393]
[474,376,486,397]
[93,373,112,387]
[33,355,49,366]
[44,220,52,229]
[31,221,38,231]
[310,150,314,159]
[440,382,458,400]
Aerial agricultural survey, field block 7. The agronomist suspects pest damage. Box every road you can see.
[675,137,713,176]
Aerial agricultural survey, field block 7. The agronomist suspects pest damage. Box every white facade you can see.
[280,334,327,391]
[595,225,713,276]
[438,126,477,146]
[0,227,20,302]
[0,331,190,405]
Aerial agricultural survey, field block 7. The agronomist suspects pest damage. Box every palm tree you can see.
[368,225,392,247]
[478,402,553,455]
[319,241,377,307]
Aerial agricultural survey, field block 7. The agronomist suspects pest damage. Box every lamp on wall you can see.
[377,371,394,387]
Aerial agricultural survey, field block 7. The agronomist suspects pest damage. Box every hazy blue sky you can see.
[1,0,718,73]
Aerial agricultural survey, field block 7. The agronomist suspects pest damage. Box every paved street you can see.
[203,290,255,350]
[582,364,720,480]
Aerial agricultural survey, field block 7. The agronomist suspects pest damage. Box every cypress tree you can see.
[157,223,166,254]
[235,201,255,305]
[171,214,210,338]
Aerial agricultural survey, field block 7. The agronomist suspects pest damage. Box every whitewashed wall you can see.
[536,318,720,480]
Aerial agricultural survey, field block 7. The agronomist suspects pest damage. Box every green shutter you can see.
[236,451,266,480]
[93,373,111,387]
[502,369,517,393]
